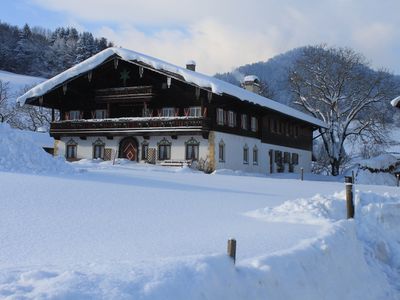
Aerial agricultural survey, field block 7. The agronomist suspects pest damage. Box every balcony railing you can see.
[50,117,210,136]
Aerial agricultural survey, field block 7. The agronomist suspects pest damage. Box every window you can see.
[162,107,175,117]
[251,117,258,132]
[158,138,171,160]
[275,150,284,172]
[219,140,225,162]
[185,137,200,160]
[95,109,107,119]
[291,153,299,165]
[217,108,224,125]
[141,141,149,160]
[294,126,299,138]
[284,152,290,164]
[253,146,258,165]
[142,108,153,117]
[243,144,249,164]
[228,111,236,127]
[274,150,282,164]
[66,145,77,159]
[69,110,80,120]
[189,106,201,117]
[92,139,105,159]
[66,139,77,159]
[241,114,248,130]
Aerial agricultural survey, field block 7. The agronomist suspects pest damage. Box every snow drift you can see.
[0,123,73,174]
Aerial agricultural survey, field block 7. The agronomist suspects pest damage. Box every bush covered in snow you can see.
[358,154,398,172]
[0,123,74,174]
[353,154,399,186]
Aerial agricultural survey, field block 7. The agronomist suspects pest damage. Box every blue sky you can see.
[2,0,400,75]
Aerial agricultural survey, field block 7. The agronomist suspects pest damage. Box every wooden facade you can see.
[25,56,316,152]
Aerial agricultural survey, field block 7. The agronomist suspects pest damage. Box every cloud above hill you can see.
[31,0,400,74]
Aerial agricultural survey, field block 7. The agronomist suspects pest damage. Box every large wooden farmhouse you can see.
[18,47,326,173]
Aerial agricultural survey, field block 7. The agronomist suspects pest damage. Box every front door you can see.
[119,137,138,161]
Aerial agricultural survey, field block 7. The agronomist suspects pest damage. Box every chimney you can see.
[242,75,261,94]
[186,60,196,71]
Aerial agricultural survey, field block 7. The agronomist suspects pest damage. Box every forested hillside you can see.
[0,22,113,78]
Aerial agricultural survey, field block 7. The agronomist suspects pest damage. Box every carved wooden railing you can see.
[50,117,210,132]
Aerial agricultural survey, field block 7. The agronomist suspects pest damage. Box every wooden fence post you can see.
[345,176,354,219]
[227,239,236,264]
[397,174,399,187]
[300,168,304,181]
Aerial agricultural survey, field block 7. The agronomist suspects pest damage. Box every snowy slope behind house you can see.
[0,70,45,99]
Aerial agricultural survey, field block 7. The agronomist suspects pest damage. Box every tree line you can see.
[0,22,113,78]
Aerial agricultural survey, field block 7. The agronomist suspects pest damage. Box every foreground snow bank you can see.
[248,190,400,298]
[1,220,392,299]
[0,123,73,174]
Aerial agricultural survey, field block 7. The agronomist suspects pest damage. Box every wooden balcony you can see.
[95,86,155,103]
[50,117,210,138]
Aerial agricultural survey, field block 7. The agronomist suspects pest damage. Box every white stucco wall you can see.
[57,134,209,163]
[212,131,312,174]
[56,132,311,174]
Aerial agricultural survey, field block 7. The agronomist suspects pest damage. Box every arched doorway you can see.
[119,137,139,161]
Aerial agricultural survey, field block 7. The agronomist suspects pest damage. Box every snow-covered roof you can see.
[17,47,326,128]
[390,96,400,108]
[186,60,196,66]
[243,75,260,83]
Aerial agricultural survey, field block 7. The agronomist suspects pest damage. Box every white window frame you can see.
[69,110,80,120]
[189,106,201,117]
[162,107,175,117]
[95,109,107,119]
[241,114,248,130]
[217,108,224,125]
[228,111,236,127]
[251,116,258,132]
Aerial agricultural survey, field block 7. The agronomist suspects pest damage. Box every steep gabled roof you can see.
[17,47,326,128]
[391,96,400,108]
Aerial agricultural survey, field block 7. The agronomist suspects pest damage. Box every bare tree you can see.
[290,45,397,176]
[10,85,52,131]
[0,81,52,131]
[0,80,16,123]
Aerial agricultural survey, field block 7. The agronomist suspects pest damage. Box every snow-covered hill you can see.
[0,70,45,98]
[0,126,399,299]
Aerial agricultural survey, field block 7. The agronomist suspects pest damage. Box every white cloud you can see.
[31,0,400,74]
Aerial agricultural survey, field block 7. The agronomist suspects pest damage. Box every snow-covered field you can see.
[1,125,400,299]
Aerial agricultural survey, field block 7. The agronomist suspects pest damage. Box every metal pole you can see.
[345,176,354,219]
[300,168,304,181]
[227,239,236,264]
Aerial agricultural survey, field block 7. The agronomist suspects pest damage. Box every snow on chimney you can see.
[186,60,196,71]
[242,75,261,94]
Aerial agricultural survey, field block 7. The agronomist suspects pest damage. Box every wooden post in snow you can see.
[345,176,354,219]
[227,238,236,264]
[300,168,304,181]
[397,174,399,187]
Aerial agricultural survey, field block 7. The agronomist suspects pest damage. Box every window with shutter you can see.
[219,140,225,162]
[253,146,258,165]
[243,144,249,164]
[185,137,200,161]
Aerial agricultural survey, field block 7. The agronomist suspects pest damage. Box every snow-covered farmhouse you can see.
[18,47,326,173]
